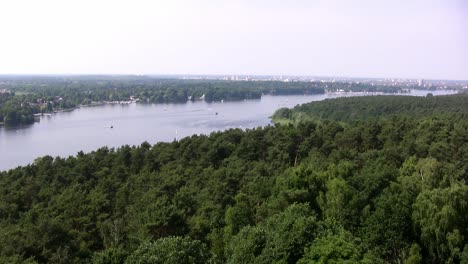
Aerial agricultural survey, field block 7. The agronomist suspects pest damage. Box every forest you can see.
[272,94,468,124]
[0,93,36,125]
[0,76,413,126]
[0,94,467,264]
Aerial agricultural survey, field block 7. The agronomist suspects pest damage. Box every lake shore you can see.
[0,90,460,171]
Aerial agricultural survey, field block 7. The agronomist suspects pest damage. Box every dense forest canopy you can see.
[272,94,468,124]
[0,94,467,263]
[0,76,417,125]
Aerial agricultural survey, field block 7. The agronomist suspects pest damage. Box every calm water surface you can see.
[0,90,458,170]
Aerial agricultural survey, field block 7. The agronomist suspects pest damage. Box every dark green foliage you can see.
[226,203,317,264]
[272,94,468,124]
[0,94,466,263]
[461,245,468,264]
[298,224,363,264]
[92,247,128,264]
[412,186,468,263]
[124,237,210,264]
[404,244,422,264]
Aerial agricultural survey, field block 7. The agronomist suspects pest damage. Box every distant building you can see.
[418,79,424,87]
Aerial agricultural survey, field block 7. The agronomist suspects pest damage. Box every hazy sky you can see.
[0,0,466,79]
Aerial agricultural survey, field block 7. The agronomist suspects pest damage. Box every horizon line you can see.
[0,73,467,82]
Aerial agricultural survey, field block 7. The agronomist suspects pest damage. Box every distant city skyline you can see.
[0,0,467,80]
[2,74,467,84]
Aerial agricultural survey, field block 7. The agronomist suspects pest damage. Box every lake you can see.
[0,90,458,171]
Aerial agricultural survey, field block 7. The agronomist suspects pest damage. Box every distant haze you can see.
[0,0,466,80]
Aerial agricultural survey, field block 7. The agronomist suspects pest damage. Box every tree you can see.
[226,203,317,264]
[318,177,356,227]
[92,247,128,264]
[124,237,210,264]
[412,185,468,263]
[404,243,422,264]
[224,193,254,237]
[298,225,362,264]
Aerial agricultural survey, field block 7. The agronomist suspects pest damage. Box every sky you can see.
[0,0,466,80]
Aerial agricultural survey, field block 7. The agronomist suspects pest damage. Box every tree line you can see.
[272,94,468,124]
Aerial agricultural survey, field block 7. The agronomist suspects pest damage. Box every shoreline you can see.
[3,89,459,128]
[0,91,463,171]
